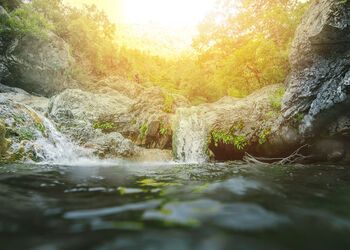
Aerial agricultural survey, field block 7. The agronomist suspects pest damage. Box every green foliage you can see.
[93,121,115,132]
[163,94,174,113]
[269,87,285,111]
[31,0,118,79]
[139,123,148,140]
[211,130,247,150]
[0,0,309,103]
[259,128,271,145]
[1,0,21,11]
[159,122,169,136]
[0,4,52,42]
[191,0,309,101]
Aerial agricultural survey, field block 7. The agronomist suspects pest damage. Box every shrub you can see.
[269,87,285,112]
[139,123,148,140]
[163,94,174,113]
[211,130,247,150]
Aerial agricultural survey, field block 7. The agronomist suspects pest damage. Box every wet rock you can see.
[0,96,48,162]
[282,0,350,139]
[173,85,298,161]
[48,88,137,158]
[121,86,190,149]
[311,139,346,162]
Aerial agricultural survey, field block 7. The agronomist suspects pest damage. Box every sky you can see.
[65,0,216,28]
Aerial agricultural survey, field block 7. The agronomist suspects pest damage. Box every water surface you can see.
[1,162,350,250]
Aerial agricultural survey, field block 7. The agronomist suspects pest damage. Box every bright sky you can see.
[66,0,216,28]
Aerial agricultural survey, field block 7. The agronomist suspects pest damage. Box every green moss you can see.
[139,123,148,140]
[294,113,305,123]
[18,128,34,141]
[269,87,285,112]
[211,130,247,150]
[163,94,174,113]
[36,122,46,134]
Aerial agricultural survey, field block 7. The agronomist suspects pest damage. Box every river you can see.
[1,161,350,250]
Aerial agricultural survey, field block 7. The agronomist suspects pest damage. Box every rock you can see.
[120,86,190,149]
[132,148,173,162]
[282,0,350,138]
[311,139,346,162]
[173,84,299,161]
[93,76,145,99]
[0,95,48,162]
[85,132,135,159]
[48,88,137,158]
[0,17,74,96]
[0,83,49,113]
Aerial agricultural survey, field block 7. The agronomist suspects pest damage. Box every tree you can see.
[191,0,310,101]
[0,0,22,11]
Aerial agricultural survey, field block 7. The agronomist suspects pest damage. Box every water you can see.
[1,162,350,250]
[23,106,96,165]
[173,108,209,163]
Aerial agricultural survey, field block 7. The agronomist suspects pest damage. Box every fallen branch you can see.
[243,145,311,166]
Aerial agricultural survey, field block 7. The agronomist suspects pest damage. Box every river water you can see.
[1,161,350,250]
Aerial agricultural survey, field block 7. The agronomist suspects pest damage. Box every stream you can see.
[1,161,350,250]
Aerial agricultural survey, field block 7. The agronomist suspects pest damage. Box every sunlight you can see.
[121,0,216,28]
[66,0,216,28]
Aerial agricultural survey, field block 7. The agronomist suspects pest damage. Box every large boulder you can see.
[48,88,137,158]
[118,86,190,149]
[0,7,74,96]
[282,0,350,139]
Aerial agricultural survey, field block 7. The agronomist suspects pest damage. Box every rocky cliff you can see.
[283,0,350,138]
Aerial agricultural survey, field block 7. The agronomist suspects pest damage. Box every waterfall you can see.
[173,108,209,163]
[24,106,93,165]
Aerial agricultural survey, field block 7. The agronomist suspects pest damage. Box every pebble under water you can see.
[1,162,350,250]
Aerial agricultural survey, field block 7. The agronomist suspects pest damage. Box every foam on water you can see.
[173,107,209,163]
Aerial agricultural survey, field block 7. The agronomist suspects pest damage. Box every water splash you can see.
[173,108,209,163]
[34,114,93,164]
[20,105,100,165]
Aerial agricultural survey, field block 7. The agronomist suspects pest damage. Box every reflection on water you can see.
[1,162,350,250]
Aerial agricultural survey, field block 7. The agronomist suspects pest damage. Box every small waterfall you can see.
[24,106,93,165]
[173,108,209,163]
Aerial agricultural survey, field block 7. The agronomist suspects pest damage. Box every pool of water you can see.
[1,161,350,250]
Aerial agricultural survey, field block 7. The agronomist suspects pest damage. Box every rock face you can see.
[282,0,350,139]
[173,85,300,161]
[0,7,74,96]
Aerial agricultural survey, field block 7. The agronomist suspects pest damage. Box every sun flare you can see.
[122,0,216,28]
[67,0,216,28]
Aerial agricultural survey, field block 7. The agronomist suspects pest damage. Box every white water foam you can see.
[173,107,209,163]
